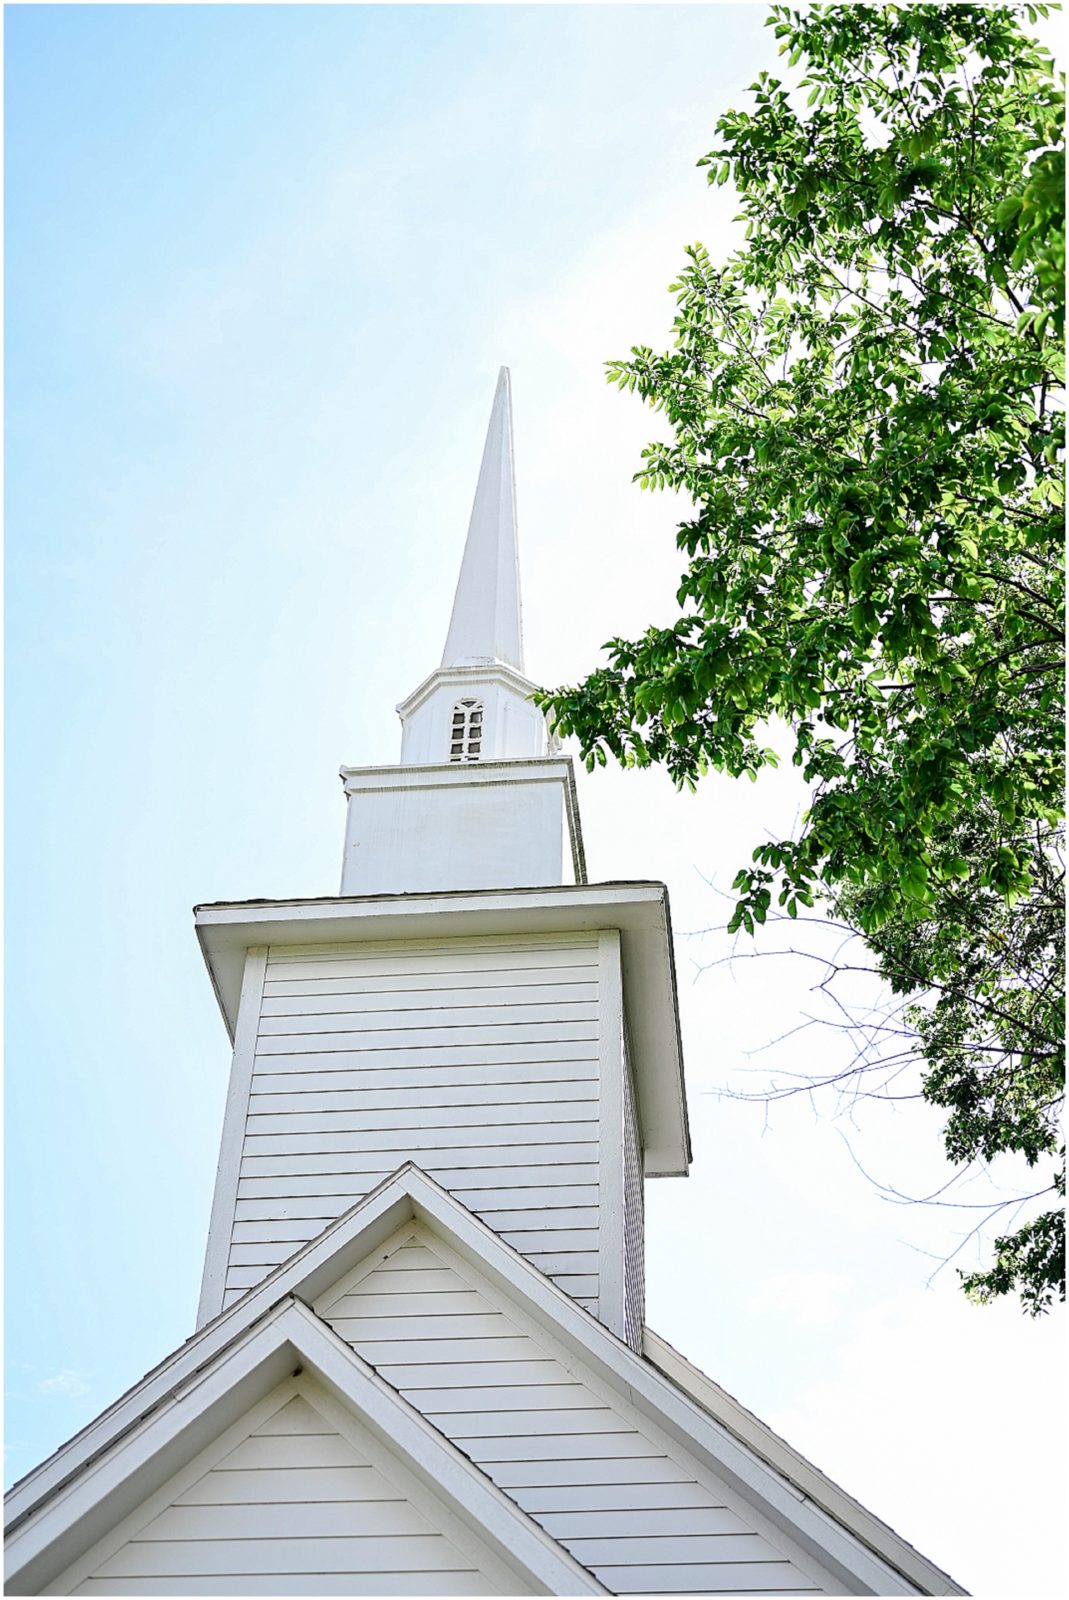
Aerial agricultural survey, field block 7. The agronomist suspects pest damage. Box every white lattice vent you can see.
[449,698,484,761]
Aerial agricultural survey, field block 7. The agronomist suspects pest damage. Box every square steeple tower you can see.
[195,371,690,1343]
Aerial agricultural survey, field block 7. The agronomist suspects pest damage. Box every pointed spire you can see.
[440,368,524,673]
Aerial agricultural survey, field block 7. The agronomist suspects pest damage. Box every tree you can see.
[539,3,1064,1312]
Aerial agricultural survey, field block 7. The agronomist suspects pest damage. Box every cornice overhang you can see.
[194,880,691,1175]
[396,660,543,720]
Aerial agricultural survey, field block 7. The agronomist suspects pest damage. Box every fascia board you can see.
[338,756,574,792]
[5,1304,301,1595]
[194,881,689,1171]
[357,1172,931,1599]
[642,1329,967,1598]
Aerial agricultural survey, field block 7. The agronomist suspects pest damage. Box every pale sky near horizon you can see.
[5,4,1065,1595]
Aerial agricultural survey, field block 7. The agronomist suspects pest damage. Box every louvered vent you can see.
[449,698,483,762]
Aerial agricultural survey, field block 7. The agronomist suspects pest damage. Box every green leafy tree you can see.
[540,3,1064,1311]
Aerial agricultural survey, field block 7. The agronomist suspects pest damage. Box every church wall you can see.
[58,1388,511,1597]
[202,930,635,1323]
[318,1223,831,1598]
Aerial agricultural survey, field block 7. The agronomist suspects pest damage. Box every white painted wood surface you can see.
[68,1393,504,1596]
[197,948,268,1327]
[621,1030,645,1352]
[319,1224,830,1597]
[437,367,523,678]
[338,761,579,901]
[596,931,626,1341]
[204,932,621,1319]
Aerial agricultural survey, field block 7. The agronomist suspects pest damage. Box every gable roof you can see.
[5,1291,605,1597]
[8,1163,965,1598]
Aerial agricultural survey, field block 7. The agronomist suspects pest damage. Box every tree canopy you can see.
[539,3,1064,1312]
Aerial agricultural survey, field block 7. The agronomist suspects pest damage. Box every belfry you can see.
[5,373,963,1598]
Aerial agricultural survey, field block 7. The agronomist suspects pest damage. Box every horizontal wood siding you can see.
[72,1394,501,1596]
[221,934,602,1313]
[322,1228,828,1598]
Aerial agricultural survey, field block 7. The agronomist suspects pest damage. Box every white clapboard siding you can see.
[245,1100,598,1134]
[71,1394,502,1597]
[489,1457,696,1489]
[234,1164,599,1197]
[380,1359,569,1388]
[260,983,599,1015]
[248,1079,598,1114]
[242,1118,596,1151]
[247,1041,600,1072]
[230,1205,598,1238]
[257,1003,599,1036]
[355,1337,556,1365]
[227,1242,599,1274]
[321,1229,829,1598]
[250,1061,598,1094]
[468,1431,653,1458]
[217,934,605,1312]
[238,1145,599,1176]
[514,1482,733,1514]
[593,1564,821,1595]
[489,1205,599,1231]
[255,1022,599,1053]
[324,1313,531,1341]
[264,965,597,995]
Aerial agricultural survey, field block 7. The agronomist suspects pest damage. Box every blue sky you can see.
[5,4,1065,1592]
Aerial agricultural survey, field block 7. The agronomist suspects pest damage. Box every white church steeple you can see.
[394,367,547,768]
[440,366,524,673]
[338,368,583,894]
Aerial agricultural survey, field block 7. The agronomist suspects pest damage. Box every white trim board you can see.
[596,929,626,1341]
[196,945,268,1327]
